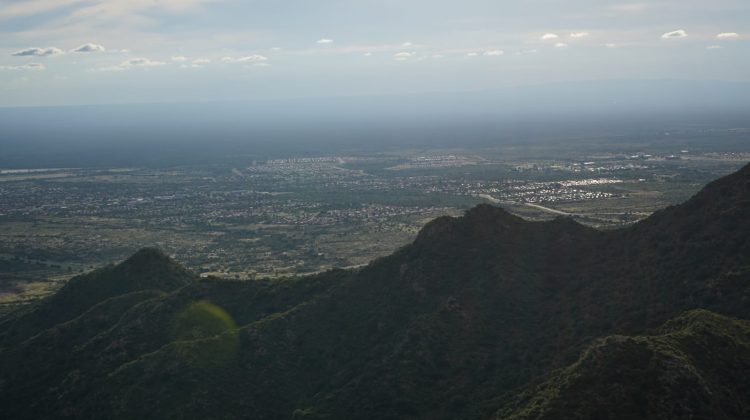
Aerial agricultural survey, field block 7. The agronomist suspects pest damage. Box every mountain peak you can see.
[736,161,750,177]
[1,248,196,344]
[693,161,750,200]
[465,203,514,218]
[414,203,586,250]
[108,248,194,291]
[412,204,518,247]
[629,161,750,239]
[120,247,173,269]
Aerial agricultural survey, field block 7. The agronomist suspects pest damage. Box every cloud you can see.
[483,49,504,56]
[394,52,415,60]
[0,0,220,58]
[12,47,63,57]
[717,32,739,39]
[570,32,590,39]
[706,45,723,50]
[171,55,187,62]
[401,42,413,47]
[363,52,373,56]
[661,29,688,39]
[466,52,479,57]
[270,47,282,51]
[94,57,165,71]
[181,58,210,68]
[554,43,568,48]
[71,43,105,53]
[221,55,268,63]
[0,62,46,71]
[605,43,618,48]
[541,33,559,40]
[316,38,334,44]
[122,57,164,67]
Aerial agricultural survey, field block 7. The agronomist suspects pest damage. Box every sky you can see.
[0,0,749,107]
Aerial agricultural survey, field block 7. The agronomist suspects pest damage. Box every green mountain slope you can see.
[498,309,750,420]
[0,163,749,419]
[0,248,195,347]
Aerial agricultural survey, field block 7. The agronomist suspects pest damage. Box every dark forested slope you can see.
[498,309,750,420]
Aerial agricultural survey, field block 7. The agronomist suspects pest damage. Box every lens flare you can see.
[170,301,239,368]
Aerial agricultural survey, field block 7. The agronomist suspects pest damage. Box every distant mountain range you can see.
[2,163,750,419]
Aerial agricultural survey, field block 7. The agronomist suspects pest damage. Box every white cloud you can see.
[270,47,282,51]
[94,57,165,71]
[570,32,590,39]
[401,42,413,47]
[466,52,479,57]
[222,55,268,63]
[661,29,688,39]
[71,43,105,53]
[483,49,504,56]
[431,54,444,59]
[171,55,187,62]
[717,32,739,39]
[180,58,210,68]
[541,33,559,40]
[316,38,334,44]
[122,57,164,67]
[554,43,568,48]
[363,52,373,56]
[237,54,268,63]
[12,47,63,57]
[0,62,46,71]
[394,52,415,60]
[605,43,618,48]
[706,45,723,50]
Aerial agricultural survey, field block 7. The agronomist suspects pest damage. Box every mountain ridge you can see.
[498,309,750,420]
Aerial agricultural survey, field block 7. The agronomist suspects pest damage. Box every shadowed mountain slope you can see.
[0,248,195,348]
[1,164,749,419]
[498,310,750,420]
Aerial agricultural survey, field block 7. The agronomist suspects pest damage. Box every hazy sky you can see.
[1,0,748,107]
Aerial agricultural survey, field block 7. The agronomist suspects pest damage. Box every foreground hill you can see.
[1,163,749,419]
[499,309,750,419]
[0,247,195,346]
